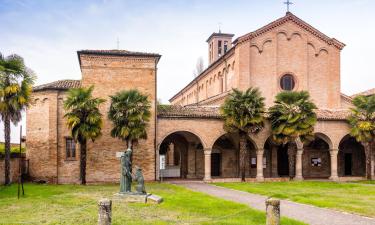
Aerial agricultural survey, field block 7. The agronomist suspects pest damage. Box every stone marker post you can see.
[98,198,112,225]
[266,198,280,225]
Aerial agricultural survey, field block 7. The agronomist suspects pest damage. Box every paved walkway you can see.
[170,181,375,225]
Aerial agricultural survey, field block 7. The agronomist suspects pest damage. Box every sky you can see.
[1,0,375,142]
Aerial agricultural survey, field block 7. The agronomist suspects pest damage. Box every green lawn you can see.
[0,183,305,225]
[214,181,375,217]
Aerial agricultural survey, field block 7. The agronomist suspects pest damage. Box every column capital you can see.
[256,149,264,155]
[329,149,339,154]
[296,148,304,154]
[204,148,212,155]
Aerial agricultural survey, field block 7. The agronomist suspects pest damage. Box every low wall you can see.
[0,155,22,184]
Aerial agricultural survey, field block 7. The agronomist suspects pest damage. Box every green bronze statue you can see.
[120,148,132,193]
[133,166,146,194]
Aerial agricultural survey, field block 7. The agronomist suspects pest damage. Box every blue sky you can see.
[1,0,375,142]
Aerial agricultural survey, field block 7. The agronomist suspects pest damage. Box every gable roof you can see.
[351,88,375,98]
[33,79,81,92]
[234,12,345,50]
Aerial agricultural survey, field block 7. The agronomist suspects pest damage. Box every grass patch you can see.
[214,181,375,217]
[0,183,305,225]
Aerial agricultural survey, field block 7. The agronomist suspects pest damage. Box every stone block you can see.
[147,194,163,204]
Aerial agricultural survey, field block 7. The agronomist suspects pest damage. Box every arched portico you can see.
[338,135,365,177]
[302,135,331,179]
[210,133,257,179]
[158,131,205,180]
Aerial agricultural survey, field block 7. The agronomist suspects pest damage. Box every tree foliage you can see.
[269,91,317,144]
[64,86,105,184]
[64,86,105,143]
[220,88,265,134]
[108,89,151,147]
[0,54,35,124]
[348,95,375,143]
[0,53,35,185]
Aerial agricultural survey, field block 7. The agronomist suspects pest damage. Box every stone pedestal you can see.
[266,198,280,225]
[113,192,163,204]
[329,149,339,181]
[256,149,264,181]
[294,149,304,180]
[114,192,149,203]
[98,198,112,225]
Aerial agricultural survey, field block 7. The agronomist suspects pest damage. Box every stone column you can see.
[203,149,212,181]
[329,149,339,181]
[266,198,280,225]
[294,149,304,180]
[256,149,264,181]
[98,198,112,225]
[271,147,278,177]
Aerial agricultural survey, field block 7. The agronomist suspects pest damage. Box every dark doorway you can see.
[211,153,221,177]
[277,145,289,176]
[344,153,352,176]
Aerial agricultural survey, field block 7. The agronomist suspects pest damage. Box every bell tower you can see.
[207,31,234,65]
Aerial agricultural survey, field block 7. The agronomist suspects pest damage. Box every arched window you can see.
[280,74,295,91]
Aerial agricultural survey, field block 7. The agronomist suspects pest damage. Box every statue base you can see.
[114,192,150,203]
[113,192,163,204]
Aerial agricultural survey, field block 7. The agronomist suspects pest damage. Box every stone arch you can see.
[314,132,333,149]
[303,134,331,178]
[158,131,206,179]
[158,129,208,150]
[338,134,365,177]
[211,132,258,178]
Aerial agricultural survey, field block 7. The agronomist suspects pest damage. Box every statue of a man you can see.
[120,148,132,193]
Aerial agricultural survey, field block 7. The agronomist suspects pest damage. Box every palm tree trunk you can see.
[80,139,87,185]
[4,115,11,185]
[363,142,372,180]
[239,132,247,182]
[287,144,296,179]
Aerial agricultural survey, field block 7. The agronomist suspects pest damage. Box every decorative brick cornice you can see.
[77,49,161,67]
[235,12,345,50]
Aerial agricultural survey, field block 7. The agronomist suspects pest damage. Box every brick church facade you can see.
[26,13,374,183]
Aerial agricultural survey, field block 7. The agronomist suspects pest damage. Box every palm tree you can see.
[108,89,151,151]
[220,88,265,181]
[348,95,375,180]
[64,86,105,185]
[268,91,317,178]
[0,53,35,185]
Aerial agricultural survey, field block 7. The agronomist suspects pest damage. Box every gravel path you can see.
[170,181,375,225]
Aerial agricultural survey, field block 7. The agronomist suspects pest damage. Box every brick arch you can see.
[314,132,333,149]
[157,129,206,150]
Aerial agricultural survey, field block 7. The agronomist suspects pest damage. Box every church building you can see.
[26,12,374,183]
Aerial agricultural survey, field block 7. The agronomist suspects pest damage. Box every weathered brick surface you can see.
[171,14,344,109]
[0,157,21,184]
[26,53,159,183]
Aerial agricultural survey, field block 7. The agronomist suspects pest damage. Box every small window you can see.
[218,40,222,56]
[280,74,295,91]
[224,41,228,53]
[66,138,76,160]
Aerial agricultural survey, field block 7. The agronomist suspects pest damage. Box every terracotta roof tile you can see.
[351,88,375,98]
[158,105,351,121]
[33,80,81,92]
[77,49,161,58]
